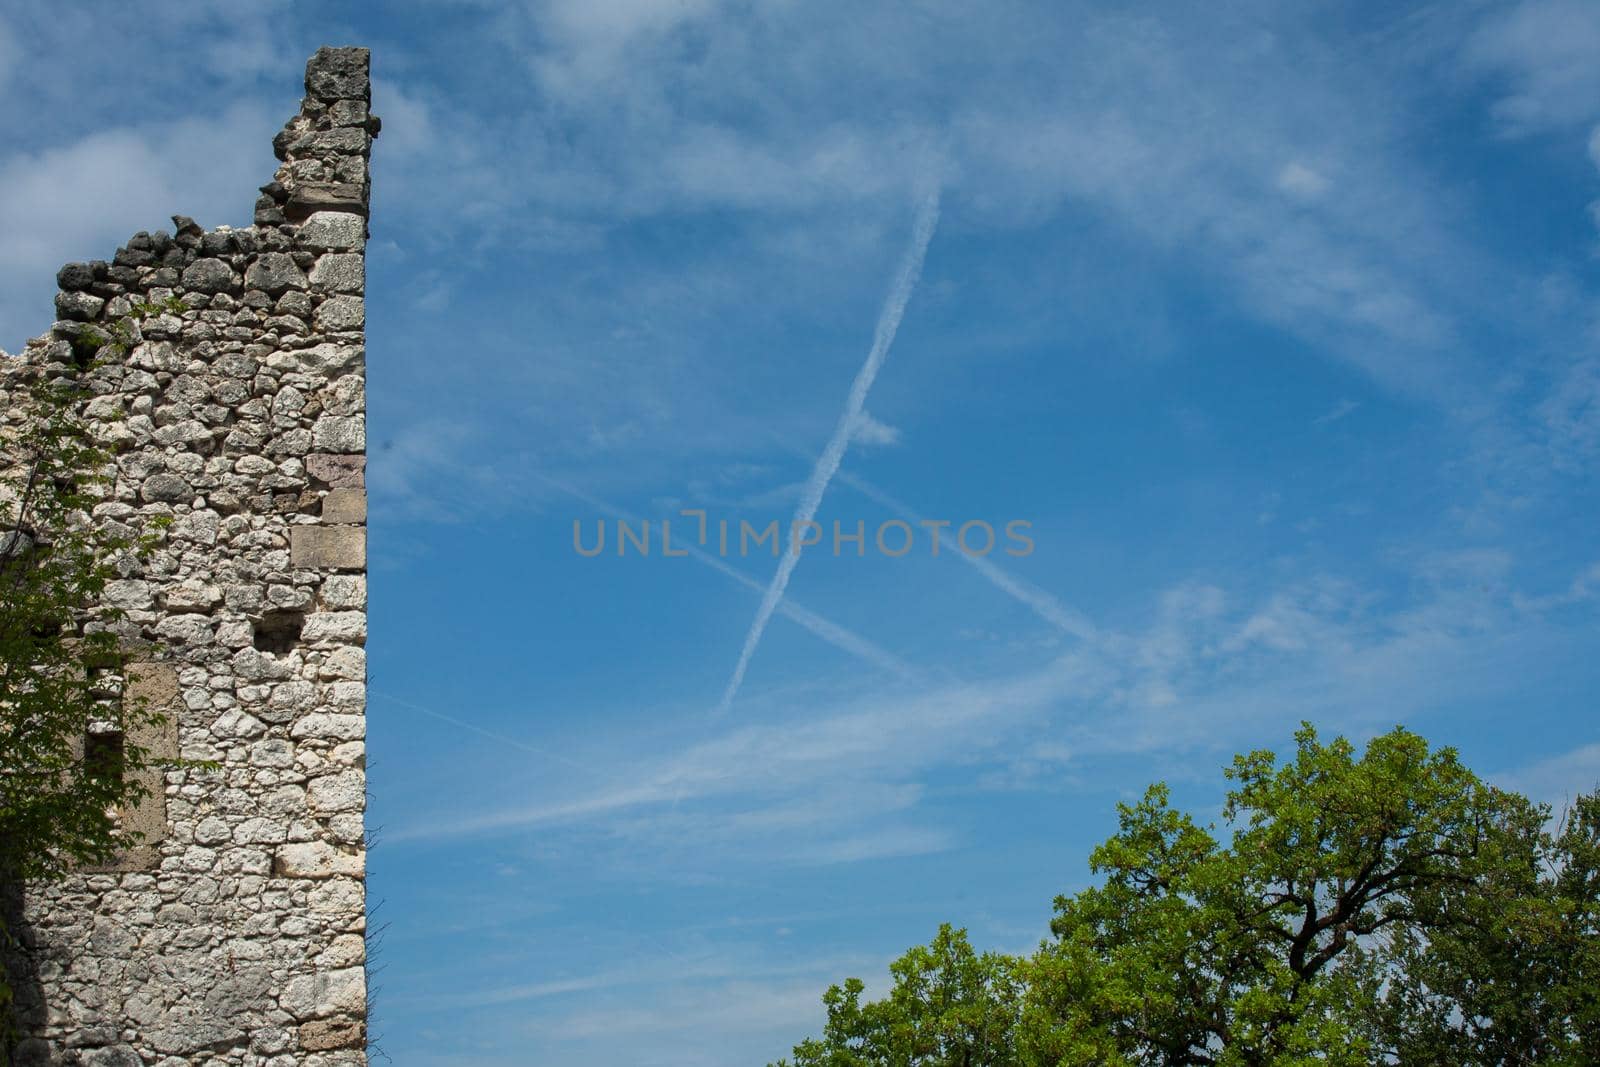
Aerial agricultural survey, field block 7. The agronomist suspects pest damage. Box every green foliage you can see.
[1,335,170,1061]
[774,725,1600,1066]
[778,925,1024,1067]
[0,355,165,884]
[1,309,190,1062]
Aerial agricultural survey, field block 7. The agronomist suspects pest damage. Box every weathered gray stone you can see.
[291,713,365,740]
[305,46,370,100]
[309,253,363,293]
[314,295,364,331]
[140,472,193,503]
[322,574,366,609]
[312,414,365,453]
[298,341,362,375]
[276,840,364,877]
[287,182,367,220]
[179,258,239,294]
[296,211,364,252]
[244,252,308,294]
[302,611,366,644]
[280,965,365,1020]
[54,289,105,321]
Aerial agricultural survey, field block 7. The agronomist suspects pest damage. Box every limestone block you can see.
[299,342,362,375]
[180,258,239,294]
[275,841,363,879]
[299,1018,365,1051]
[301,611,367,644]
[318,646,366,680]
[291,526,365,570]
[312,414,364,453]
[244,252,308,294]
[322,574,366,610]
[296,211,364,252]
[291,713,365,741]
[140,472,192,503]
[309,253,363,293]
[306,453,365,487]
[279,966,365,1021]
[321,489,366,524]
[314,295,364,331]
[309,770,365,813]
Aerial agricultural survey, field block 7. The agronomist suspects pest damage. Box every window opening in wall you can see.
[254,611,305,653]
[84,729,128,829]
[84,729,125,784]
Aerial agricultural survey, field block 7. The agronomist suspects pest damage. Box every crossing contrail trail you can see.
[835,470,1099,642]
[532,472,918,682]
[719,186,942,713]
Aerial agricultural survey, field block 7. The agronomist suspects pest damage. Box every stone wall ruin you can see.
[1,46,376,1065]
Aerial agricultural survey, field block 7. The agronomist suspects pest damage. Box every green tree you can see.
[1363,790,1600,1064]
[774,725,1598,1066]
[776,924,1024,1067]
[1,319,173,1057]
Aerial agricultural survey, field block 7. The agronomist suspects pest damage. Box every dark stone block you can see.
[256,198,287,226]
[180,259,238,295]
[285,182,367,221]
[56,262,95,291]
[305,46,370,101]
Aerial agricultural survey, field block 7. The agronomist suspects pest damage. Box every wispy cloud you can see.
[394,556,1590,854]
[1312,399,1361,427]
[1463,0,1600,134]
[1494,742,1600,809]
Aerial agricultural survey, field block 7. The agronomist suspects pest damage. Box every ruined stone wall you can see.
[1,47,376,1065]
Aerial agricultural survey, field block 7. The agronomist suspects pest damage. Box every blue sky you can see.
[5,1,1600,1063]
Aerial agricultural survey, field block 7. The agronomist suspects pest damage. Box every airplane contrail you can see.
[719,187,943,713]
[835,470,1099,642]
[532,472,918,682]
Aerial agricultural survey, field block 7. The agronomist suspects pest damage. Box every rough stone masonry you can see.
[1,48,376,1064]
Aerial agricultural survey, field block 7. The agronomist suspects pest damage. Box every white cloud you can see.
[1538,356,1600,469]
[0,104,275,350]
[1494,742,1600,809]
[1276,161,1331,199]
[1464,0,1600,134]
[1312,399,1360,426]
[851,410,901,447]
[392,555,1582,866]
